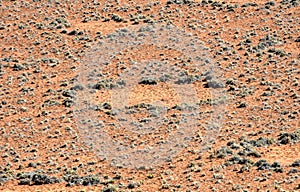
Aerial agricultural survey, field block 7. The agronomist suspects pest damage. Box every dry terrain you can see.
[0,0,299,191]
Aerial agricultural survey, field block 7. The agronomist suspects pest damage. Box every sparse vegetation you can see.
[0,0,299,191]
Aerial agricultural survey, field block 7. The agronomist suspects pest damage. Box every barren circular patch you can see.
[74,23,226,169]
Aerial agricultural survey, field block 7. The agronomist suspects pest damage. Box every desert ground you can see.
[0,0,299,191]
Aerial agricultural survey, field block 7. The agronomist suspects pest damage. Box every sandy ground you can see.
[0,0,299,191]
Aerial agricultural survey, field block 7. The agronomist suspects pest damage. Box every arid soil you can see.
[0,0,299,191]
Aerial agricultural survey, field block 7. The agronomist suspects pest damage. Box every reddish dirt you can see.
[0,0,299,191]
